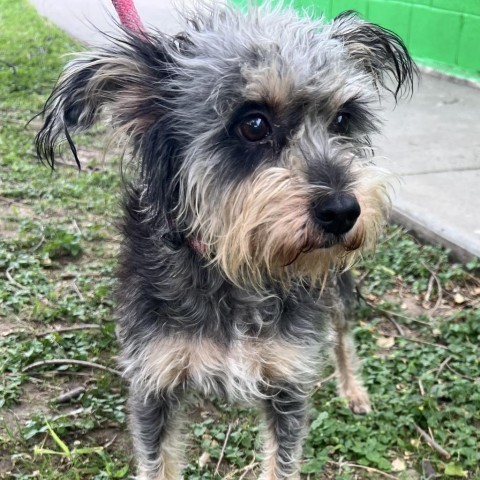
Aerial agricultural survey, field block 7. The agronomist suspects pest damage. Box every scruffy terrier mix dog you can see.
[36,3,415,479]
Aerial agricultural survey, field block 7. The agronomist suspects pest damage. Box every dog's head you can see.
[36,3,415,290]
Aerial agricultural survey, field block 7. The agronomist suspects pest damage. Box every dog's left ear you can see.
[35,29,180,169]
[330,11,417,100]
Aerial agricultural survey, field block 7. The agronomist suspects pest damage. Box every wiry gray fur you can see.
[36,2,415,478]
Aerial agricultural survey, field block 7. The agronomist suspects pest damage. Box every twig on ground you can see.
[446,364,480,382]
[27,370,92,378]
[421,261,443,315]
[385,314,405,337]
[71,280,84,301]
[418,378,425,396]
[72,219,82,235]
[103,434,118,450]
[413,423,451,460]
[55,386,86,404]
[382,225,404,244]
[224,457,258,480]
[391,334,449,350]
[2,323,101,338]
[5,267,29,292]
[54,407,85,419]
[215,422,234,476]
[424,274,434,304]
[384,309,432,326]
[328,460,399,479]
[38,323,101,337]
[238,460,258,480]
[312,373,336,395]
[315,373,336,387]
[434,356,452,380]
[357,292,405,336]
[23,359,121,376]
[358,288,433,327]
[355,270,371,290]
[31,231,45,252]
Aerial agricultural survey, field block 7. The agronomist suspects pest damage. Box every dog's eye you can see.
[333,112,351,135]
[239,115,271,142]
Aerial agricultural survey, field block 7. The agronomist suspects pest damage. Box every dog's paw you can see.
[345,387,372,415]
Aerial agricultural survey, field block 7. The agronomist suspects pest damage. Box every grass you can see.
[1,1,479,479]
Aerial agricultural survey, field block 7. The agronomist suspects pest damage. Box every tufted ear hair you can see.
[35,28,179,169]
[330,11,417,100]
[35,28,189,215]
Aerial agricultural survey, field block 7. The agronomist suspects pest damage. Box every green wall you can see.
[238,1,480,81]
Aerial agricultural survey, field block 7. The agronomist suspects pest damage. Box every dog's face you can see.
[36,4,415,289]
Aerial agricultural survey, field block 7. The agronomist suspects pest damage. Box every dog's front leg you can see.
[129,389,185,480]
[260,384,309,480]
[333,318,372,415]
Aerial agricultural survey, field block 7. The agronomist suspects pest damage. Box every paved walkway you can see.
[377,75,480,262]
[30,0,480,262]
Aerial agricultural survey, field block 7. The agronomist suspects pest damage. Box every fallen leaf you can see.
[376,336,395,349]
[198,451,210,468]
[391,458,407,472]
[379,265,396,275]
[454,293,465,304]
[444,463,467,477]
[410,438,421,448]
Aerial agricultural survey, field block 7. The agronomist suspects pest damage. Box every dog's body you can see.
[36,3,414,478]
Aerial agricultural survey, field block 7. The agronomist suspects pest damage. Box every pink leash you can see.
[111,0,144,32]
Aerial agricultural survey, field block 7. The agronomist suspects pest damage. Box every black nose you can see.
[313,194,361,236]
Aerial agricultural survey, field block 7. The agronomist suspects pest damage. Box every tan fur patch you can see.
[153,417,185,480]
[259,420,303,480]
[186,141,391,291]
[242,61,295,111]
[61,54,160,143]
[138,443,181,480]
[259,430,280,480]
[137,336,319,400]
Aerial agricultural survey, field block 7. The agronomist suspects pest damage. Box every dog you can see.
[36,3,415,478]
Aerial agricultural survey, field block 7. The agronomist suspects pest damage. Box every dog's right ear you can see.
[35,30,177,169]
[330,11,417,101]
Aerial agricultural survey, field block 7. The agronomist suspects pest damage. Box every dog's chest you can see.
[120,273,334,399]
[138,334,322,402]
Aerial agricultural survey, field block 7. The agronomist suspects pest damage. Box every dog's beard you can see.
[182,165,390,291]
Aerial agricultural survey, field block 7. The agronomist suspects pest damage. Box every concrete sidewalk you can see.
[30,0,480,262]
[29,0,186,38]
[376,75,480,262]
